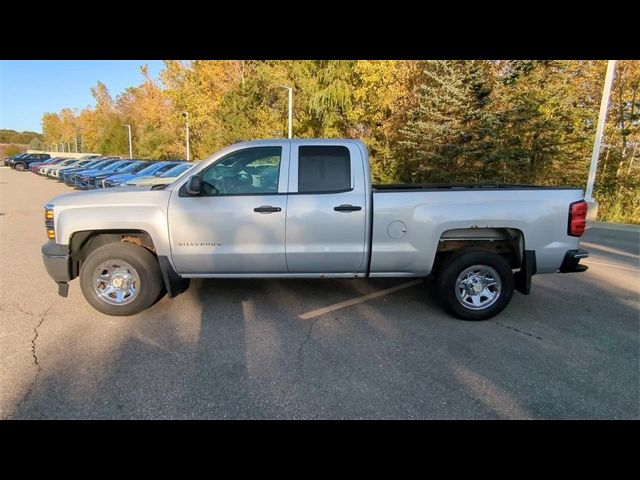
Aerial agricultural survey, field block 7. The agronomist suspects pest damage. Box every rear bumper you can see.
[42,242,72,296]
[559,249,589,273]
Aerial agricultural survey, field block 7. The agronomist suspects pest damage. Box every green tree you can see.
[28,137,45,150]
[395,60,496,183]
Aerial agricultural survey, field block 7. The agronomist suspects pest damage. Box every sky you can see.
[0,60,165,133]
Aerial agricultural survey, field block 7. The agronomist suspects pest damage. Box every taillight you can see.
[568,200,587,237]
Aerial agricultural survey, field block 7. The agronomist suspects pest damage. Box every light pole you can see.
[585,60,617,217]
[123,124,133,159]
[66,141,71,153]
[182,111,190,161]
[74,137,78,153]
[280,86,293,139]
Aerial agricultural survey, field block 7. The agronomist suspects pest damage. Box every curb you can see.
[588,221,640,233]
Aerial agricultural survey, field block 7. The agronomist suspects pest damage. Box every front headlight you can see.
[44,204,55,240]
[120,182,127,186]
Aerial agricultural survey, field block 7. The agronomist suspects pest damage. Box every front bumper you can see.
[559,249,589,273]
[41,242,72,296]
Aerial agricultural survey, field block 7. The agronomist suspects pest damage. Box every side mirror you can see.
[185,175,202,195]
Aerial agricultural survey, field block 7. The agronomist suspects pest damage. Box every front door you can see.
[168,144,289,274]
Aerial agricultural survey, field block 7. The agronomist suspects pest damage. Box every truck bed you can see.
[369,185,585,276]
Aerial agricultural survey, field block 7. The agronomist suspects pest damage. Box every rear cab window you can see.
[297,146,351,193]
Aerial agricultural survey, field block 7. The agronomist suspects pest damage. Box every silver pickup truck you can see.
[41,139,589,320]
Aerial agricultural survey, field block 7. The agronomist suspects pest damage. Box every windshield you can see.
[160,163,193,178]
[130,161,153,173]
[111,161,140,173]
[60,159,78,166]
[135,162,169,176]
[113,161,136,172]
[78,160,103,169]
[101,161,131,173]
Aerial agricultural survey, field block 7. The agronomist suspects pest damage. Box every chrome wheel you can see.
[93,260,140,306]
[455,265,502,310]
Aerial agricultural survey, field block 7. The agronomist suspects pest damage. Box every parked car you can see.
[60,158,112,183]
[75,160,138,189]
[98,160,155,187]
[41,139,589,319]
[4,153,28,167]
[48,159,96,178]
[101,161,182,188]
[11,153,50,171]
[29,157,67,172]
[125,162,198,187]
[65,159,122,187]
[89,160,145,188]
[40,158,79,176]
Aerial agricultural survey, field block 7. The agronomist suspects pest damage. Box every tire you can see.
[79,242,163,316]
[14,162,26,171]
[436,248,514,321]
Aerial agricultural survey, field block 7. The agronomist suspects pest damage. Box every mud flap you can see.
[158,256,190,298]
[514,250,536,295]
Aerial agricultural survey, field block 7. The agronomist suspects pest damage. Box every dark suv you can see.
[4,153,28,166]
[11,153,51,171]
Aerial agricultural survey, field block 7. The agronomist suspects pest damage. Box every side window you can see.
[201,147,281,195]
[298,146,351,193]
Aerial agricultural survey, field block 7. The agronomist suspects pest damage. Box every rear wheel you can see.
[79,243,163,316]
[436,248,514,321]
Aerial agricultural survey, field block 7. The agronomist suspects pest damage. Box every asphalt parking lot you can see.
[1,166,638,419]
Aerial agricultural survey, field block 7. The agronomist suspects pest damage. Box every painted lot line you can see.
[298,279,424,320]
[297,255,639,320]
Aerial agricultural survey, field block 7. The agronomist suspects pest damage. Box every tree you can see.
[4,144,23,157]
[394,60,496,183]
[28,137,45,150]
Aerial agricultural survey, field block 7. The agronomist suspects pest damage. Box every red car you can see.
[30,157,68,173]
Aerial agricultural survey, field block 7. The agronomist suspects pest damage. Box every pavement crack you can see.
[4,303,53,420]
[296,316,321,362]
[280,317,322,404]
[493,321,542,341]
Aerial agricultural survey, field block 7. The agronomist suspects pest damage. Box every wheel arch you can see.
[432,227,525,273]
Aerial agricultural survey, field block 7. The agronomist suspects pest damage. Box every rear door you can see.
[285,143,367,273]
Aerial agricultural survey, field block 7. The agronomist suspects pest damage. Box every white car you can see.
[48,159,94,178]
[41,159,81,176]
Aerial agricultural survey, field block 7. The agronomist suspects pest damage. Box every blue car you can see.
[64,159,121,186]
[75,160,137,189]
[96,160,154,188]
[59,157,119,183]
[101,161,183,187]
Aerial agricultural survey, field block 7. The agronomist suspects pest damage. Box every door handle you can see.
[254,205,282,213]
[334,204,362,212]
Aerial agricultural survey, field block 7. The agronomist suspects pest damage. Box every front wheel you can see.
[436,248,514,321]
[14,162,26,171]
[79,243,164,316]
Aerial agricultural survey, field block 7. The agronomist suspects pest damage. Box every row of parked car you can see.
[4,153,198,189]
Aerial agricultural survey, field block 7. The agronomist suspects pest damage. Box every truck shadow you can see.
[11,267,639,419]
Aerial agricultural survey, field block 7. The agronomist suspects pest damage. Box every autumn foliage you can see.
[41,60,640,223]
